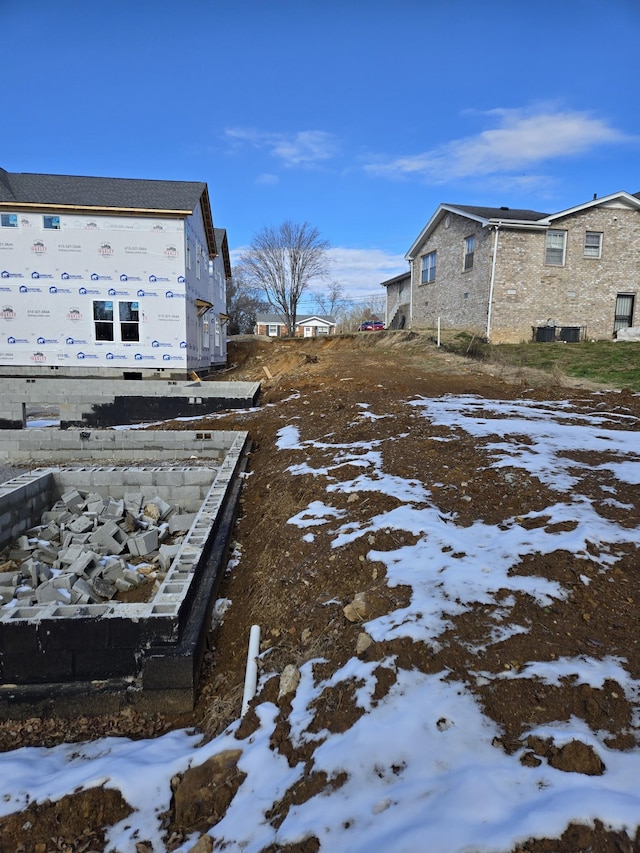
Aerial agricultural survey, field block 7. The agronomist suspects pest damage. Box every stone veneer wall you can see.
[410,211,493,337]
[490,206,640,342]
[410,204,640,343]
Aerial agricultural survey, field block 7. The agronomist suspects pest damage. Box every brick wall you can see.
[491,206,640,341]
[411,211,493,337]
[409,203,640,343]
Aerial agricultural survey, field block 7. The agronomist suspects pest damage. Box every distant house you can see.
[255,313,336,337]
[405,191,640,343]
[382,270,411,330]
[0,167,230,378]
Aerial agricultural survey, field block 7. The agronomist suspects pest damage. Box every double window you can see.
[93,300,140,342]
[463,235,475,271]
[421,251,436,283]
[545,230,567,265]
[584,231,603,258]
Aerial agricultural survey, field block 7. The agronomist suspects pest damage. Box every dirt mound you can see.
[1,333,638,852]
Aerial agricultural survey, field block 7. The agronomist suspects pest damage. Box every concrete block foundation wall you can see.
[0,427,243,465]
[0,377,260,429]
[0,431,249,716]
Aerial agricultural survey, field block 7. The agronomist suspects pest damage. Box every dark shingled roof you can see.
[449,204,549,222]
[0,167,206,212]
[214,228,232,278]
[381,270,411,287]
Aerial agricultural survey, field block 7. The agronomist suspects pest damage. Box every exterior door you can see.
[614,294,635,333]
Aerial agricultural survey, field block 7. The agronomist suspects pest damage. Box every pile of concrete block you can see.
[0,488,197,608]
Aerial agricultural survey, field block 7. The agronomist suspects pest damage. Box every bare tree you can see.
[240,221,330,336]
[226,266,269,335]
[313,280,345,319]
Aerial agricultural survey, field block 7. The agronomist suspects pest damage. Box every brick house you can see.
[255,313,336,337]
[0,167,230,379]
[382,270,411,330]
[405,191,640,343]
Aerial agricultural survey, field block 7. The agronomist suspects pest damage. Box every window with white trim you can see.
[421,251,436,283]
[119,301,140,341]
[196,249,201,280]
[545,230,567,265]
[93,300,114,341]
[186,242,192,269]
[93,300,140,342]
[463,235,475,271]
[267,324,279,336]
[584,231,602,258]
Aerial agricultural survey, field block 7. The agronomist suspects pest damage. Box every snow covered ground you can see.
[1,392,640,852]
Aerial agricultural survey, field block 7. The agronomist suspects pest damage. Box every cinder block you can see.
[67,515,94,535]
[128,528,158,556]
[61,490,85,511]
[168,514,197,534]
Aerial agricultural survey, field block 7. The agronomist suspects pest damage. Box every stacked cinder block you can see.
[0,488,195,609]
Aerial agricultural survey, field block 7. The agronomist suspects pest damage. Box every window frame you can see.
[43,215,61,230]
[421,250,436,284]
[584,231,603,259]
[93,300,140,343]
[463,235,475,271]
[118,301,140,342]
[1,213,17,228]
[93,300,115,342]
[267,324,279,337]
[545,229,567,266]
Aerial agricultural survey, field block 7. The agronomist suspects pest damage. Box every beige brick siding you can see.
[410,202,640,343]
[491,205,640,342]
[411,212,493,337]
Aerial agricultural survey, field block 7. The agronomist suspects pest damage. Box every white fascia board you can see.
[547,191,640,222]
[405,204,489,260]
[298,316,335,326]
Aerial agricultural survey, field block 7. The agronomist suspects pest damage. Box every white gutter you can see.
[486,224,500,342]
[409,264,413,328]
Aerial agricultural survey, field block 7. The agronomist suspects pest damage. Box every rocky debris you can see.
[524,736,606,775]
[0,489,193,609]
[343,591,369,622]
[278,664,301,699]
[356,631,374,655]
[172,749,245,834]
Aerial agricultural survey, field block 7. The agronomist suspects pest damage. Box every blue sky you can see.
[3,0,639,305]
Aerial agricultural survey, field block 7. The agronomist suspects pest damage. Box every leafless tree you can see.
[226,266,270,335]
[313,280,345,319]
[240,221,330,336]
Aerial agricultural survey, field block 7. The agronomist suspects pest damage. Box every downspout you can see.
[409,262,413,329]
[486,223,500,342]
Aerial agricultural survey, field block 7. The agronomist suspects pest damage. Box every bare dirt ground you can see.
[1,331,640,852]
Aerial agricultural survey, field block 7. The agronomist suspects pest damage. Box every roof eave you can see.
[405,203,490,260]
[547,190,640,222]
[0,201,194,216]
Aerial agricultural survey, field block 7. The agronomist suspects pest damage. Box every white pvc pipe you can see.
[437,316,441,347]
[241,624,261,716]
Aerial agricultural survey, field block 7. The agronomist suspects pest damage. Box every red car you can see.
[358,320,385,331]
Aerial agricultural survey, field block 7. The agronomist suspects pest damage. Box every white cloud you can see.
[229,245,407,300]
[365,108,629,183]
[255,173,279,186]
[326,247,407,298]
[225,127,338,167]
